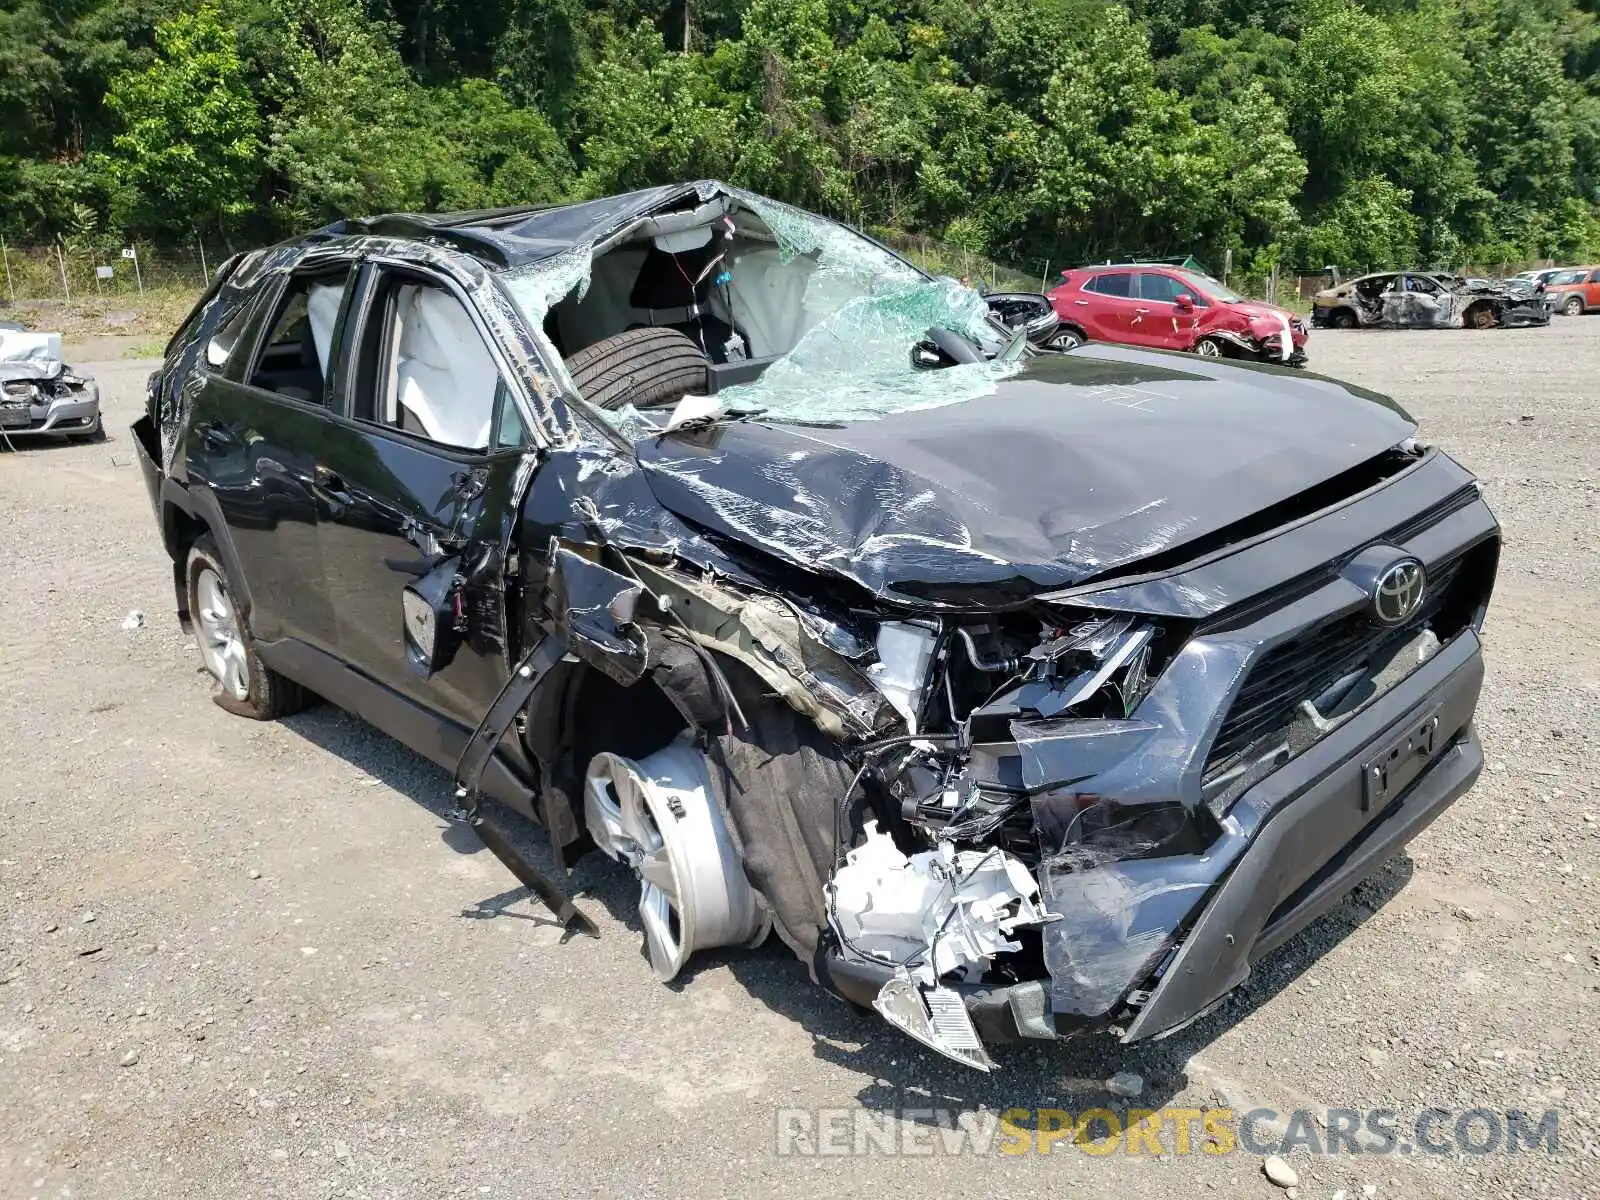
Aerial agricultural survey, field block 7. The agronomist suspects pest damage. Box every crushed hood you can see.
[1233,300,1297,322]
[634,344,1415,606]
[0,329,64,380]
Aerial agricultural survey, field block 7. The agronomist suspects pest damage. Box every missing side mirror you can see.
[402,556,464,677]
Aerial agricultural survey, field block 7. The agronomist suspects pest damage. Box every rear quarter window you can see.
[1086,272,1133,297]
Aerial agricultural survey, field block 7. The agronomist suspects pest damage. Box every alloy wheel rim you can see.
[587,758,689,979]
[1198,338,1221,357]
[195,568,249,700]
[583,744,769,982]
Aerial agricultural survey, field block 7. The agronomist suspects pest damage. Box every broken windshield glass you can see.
[714,277,1017,423]
[497,183,1019,435]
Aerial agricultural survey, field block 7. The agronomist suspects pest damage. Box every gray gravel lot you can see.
[2,326,1597,1199]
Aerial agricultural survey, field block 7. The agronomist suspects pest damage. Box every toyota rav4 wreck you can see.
[133,182,1498,1071]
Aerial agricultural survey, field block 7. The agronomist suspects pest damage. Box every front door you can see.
[314,261,536,728]
[1129,270,1198,349]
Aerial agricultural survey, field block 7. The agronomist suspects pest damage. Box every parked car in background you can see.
[1046,264,1308,364]
[1508,267,1568,288]
[983,291,1078,350]
[1545,266,1600,315]
[1312,271,1550,329]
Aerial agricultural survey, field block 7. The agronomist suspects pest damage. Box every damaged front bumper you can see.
[819,626,1484,1049]
[0,375,101,437]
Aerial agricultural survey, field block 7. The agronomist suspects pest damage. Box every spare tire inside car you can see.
[565,327,710,411]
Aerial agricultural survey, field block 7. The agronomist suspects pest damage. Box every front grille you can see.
[1202,555,1466,788]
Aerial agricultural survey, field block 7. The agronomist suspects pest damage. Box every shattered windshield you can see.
[498,185,1017,437]
[1178,269,1241,302]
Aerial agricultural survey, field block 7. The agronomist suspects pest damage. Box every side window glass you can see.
[247,271,350,402]
[493,378,527,449]
[206,300,253,368]
[1589,269,1600,283]
[1137,273,1184,303]
[1088,272,1132,297]
[362,279,507,453]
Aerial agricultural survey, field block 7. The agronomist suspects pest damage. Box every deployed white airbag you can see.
[0,329,63,380]
[306,283,343,378]
[391,286,500,449]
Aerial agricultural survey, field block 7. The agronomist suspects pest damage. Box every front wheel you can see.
[1195,336,1226,358]
[1564,296,1584,316]
[1048,328,1084,351]
[1328,308,1358,329]
[186,535,307,718]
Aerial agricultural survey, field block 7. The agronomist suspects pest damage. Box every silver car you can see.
[0,325,102,441]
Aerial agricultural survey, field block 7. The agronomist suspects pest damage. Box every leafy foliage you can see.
[2,0,1599,271]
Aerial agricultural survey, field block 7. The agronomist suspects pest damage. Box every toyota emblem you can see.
[1372,559,1426,625]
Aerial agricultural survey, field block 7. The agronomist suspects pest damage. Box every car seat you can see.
[628,227,748,363]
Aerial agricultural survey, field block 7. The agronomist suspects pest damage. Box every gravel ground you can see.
[2,326,1596,1199]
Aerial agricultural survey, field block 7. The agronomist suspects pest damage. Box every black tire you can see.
[1049,327,1085,351]
[703,667,854,963]
[185,534,307,720]
[1329,307,1358,329]
[565,327,710,411]
[1563,295,1584,316]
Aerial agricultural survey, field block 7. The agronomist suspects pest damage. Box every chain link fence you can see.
[0,239,216,306]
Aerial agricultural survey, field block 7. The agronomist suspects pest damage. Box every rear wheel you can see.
[186,535,307,719]
[1563,295,1584,316]
[565,327,710,411]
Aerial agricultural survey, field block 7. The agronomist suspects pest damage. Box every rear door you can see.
[1586,268,1600,308]
[1130,270,1196,348]
[1078,271,1139,341]
[314,259,537,728]
[184,259,357,649]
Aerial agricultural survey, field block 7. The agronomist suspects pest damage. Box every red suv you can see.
[1048,264,1309,366]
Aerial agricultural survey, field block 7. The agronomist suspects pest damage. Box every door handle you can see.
[1073,299,1089,306]
[313,466,352,505]
[198,421,241,449]
[1134,307,1151,314]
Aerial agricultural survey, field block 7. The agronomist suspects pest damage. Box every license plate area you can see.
[1362,712,1440,813]
[0,405,31,427]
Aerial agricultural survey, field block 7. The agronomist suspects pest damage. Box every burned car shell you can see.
[0,327,102,439]
[131,181,1498,1066]
[1311,270,1550,329]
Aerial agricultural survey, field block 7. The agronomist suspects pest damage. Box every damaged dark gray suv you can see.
[134,182,1498,1071]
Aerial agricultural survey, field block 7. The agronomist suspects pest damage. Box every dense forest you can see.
[2,0,1599,275]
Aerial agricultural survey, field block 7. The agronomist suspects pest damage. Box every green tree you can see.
[102,2,263,236]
